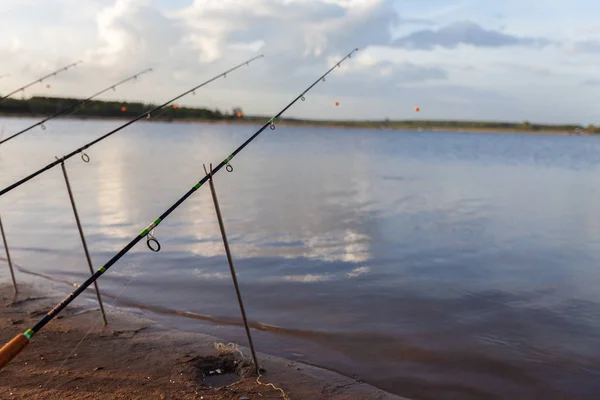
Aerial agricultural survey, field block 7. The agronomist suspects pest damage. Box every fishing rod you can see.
[0,48,358,370]
[0,61,82,103]
[0,68,153,146]
[0,55,264,197]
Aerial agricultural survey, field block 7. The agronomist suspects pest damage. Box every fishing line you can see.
[0,55,264,197]
[40,239,162,394]
[0,68,153,146]
[0,61,82,103]
[0,48,358,370]
[215,342,289,399]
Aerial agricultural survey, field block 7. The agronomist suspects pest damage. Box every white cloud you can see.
[283,273,333,283]
[176,0,396,64]
[346,266,371,278]
[90,0,186,68]
[192,268,230,280]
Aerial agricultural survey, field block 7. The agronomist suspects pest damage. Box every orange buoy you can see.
[173,104,179,110]
[334,101,339,106]
[121,106,127,112]
[45,84,51,89]
[415,107,420,112]
[237,112,243,118]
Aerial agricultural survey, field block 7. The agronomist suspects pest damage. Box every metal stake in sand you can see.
[59,160,108,325]
[204,163,260,375]
[0,214,17,293]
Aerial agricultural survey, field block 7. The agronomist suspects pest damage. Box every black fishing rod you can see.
[0,48,358,369]
[0,61,82,103]
[0,55,264,197]
[0,68,153,146]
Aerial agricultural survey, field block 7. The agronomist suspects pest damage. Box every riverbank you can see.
[0,283,407,400]
[0,113,589,135]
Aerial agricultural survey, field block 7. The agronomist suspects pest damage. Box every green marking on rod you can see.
[193,182,201,189]
[139,217,162,236]
[23,329,34,339]
[98,266,107,273]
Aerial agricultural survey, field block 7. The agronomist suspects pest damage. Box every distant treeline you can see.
[280,118,600,134]
[0,96,233,121]
[1,95,599,134]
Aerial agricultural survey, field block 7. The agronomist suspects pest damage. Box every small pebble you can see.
[240,397,250,400]
[93,367,103,371]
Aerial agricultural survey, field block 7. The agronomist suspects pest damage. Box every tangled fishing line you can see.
[214,342,290,400]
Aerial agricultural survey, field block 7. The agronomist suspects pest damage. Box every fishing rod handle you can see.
[0,333,29,370]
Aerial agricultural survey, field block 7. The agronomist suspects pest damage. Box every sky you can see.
[1,0,600,124]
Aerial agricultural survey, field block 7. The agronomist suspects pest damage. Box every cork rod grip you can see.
[0,334,29,370]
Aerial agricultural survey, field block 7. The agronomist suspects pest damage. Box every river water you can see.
[1,117,599,399]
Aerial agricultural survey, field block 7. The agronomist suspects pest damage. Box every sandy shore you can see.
[0,283,407,400]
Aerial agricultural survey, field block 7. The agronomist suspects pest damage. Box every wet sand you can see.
[0,283,407,400]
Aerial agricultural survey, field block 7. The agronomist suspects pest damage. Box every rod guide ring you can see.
[146,233,161,252]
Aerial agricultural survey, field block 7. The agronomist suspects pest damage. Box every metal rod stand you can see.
[0,214,17,293]
[204,163,260,375]
[60,161,108,325]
